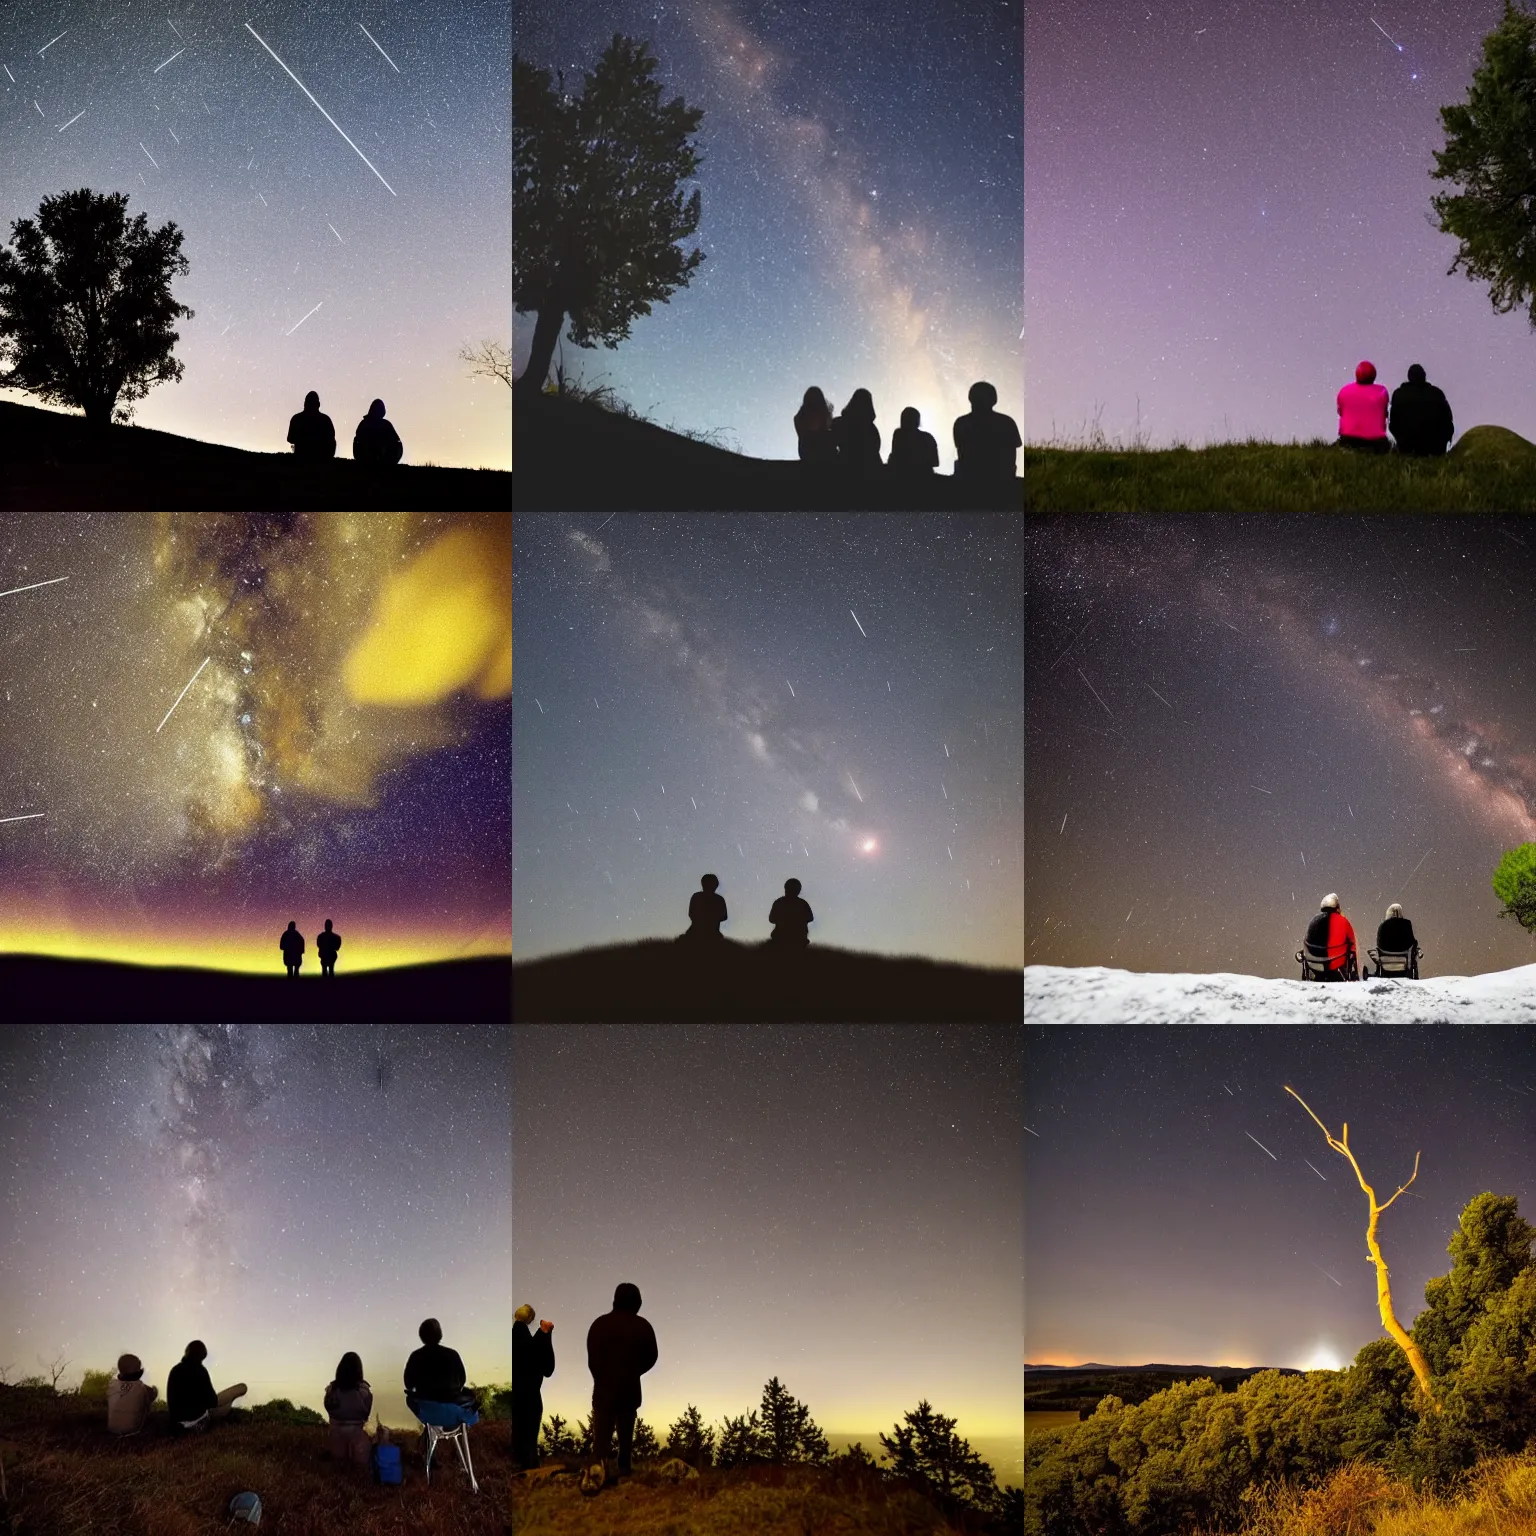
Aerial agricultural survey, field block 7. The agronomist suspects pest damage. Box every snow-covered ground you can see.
[1025,964,1536,1023]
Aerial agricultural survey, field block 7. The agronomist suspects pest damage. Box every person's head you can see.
[1355,361,1377,385]
[613,1283,642,1313]
[784,877,802,896]
[1320,892,1340,911]
[304,390,320,411]
[844,388,875,420]
[968,381,999,411]
[418,1318,443,1346]
[324,918,333,931]
[184,1340,208,1363]
[335,1351,364,1390]
[514,1304,535,1325]
[800,386,828,413]
[286,920,296,930]
[900,406,920,430]
[1386,902,1404,919]
[117,1353,143,1380]
[369,398,386,419]
[701,873,719,891]
[1407,364,1426,384]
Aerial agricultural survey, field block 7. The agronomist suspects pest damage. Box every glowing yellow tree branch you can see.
[1284,1084,1438,1410]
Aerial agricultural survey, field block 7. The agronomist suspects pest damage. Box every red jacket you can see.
[1306,909,1357,968]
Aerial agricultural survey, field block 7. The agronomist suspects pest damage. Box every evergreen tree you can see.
[632,1416,660,1461]
[664,1403,716,1468]
[539,1412,578,1457]
[879,1400,1000,1511]
[513,34,704,398]
[716,1409,766,1468]
[0,188,192,427]
[1431,4,1536,325]
[758,1376,830,1465]
[1493,843,1536,934]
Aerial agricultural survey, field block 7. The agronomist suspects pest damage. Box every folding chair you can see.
[411,1400,480,1493]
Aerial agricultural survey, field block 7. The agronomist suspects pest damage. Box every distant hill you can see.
[514,391,1022,510]
[0,400,510,509]
[513,936,1022,1022]
[1026,1362,1305,1416]
[0,953,510,1021]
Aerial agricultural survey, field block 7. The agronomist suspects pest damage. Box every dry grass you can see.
[0,1385,511,1535]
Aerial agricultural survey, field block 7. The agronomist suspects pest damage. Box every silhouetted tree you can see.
[539,1412,578,1457]
[632,1415,660,1461]
[664,1403,716,1468]
[716,1409,766,1468]
[37,1350,71,1392]
[0,188,192,427]
[758,1376,830,1465]
[513,34,704,399]
[879,1399,999,1511]
[1286,1085,1439,1410]
[1431,4,1536,324]
[1493,843,1536,934]
[458,338,512,387]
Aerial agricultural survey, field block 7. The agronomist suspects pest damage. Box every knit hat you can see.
[1355,361,1376,384]
[1406,364,1426,384]
[1321,892,1340,910]
[514,1304,535,1324]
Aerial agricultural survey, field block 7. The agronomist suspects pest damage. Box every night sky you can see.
[1026,0,1536,448]
[0,512,511,973]
[0,1024,511,1425]
[1026,1026,1536,1370]
[1025,515,1536,979]
[513,1023,1023,1485]
[513,513,1023,970]
[0,0,510,470]
[512,0,1022,465]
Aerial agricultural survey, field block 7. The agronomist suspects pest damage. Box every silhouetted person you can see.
[513,1303,555,1470]
[888,406,939,474]
[768,877,814,948]
[287,390,336,461]
[280,920,305,977]
[683,873,728,941]
[317,918,341,977]
[1336,360,1390,453]
[1376,902,1419,960]
[404,1317,475,1412]
[587,1282,657,1482]
[353,398,403,466]
[324,1352,374,1476]
[833,389,882,476]
[167,1340,247,1432]
[953,381,1021,483]
[1390,364,1454,456]
[794,386,838,468]
[107,1353,158,1436]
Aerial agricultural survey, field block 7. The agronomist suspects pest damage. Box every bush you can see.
[246,1398,324,1426]
[77,1369,112,1400]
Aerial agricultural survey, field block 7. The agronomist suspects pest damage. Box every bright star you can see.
[862,838,877,853]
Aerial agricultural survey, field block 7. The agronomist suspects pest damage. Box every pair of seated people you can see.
[106,1341,248,1436]
[1336,362,1454,454]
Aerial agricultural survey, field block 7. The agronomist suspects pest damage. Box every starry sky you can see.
[1026,515,1536,979]
[0,512,511,973]
[512,0,1021,465]
[513,513,1023,969]
[0,1023,511,1425]
[1027,1026,1536,1370]
[0,0,510,470]
[1026,0,1536,448]
[514,1023,1023,1485]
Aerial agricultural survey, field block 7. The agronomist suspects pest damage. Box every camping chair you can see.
[410,1399,480,1494]
[1366,945,1422,980]
[1296,942,1359,982]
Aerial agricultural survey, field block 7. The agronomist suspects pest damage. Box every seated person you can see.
[1375,902,1419,965]
[287,390,336,460]
[1337,361,1390,452]
[167,1340,247,1431]
[768,878,815,947]
[353,399,404,466]
[107,1352,158,1436]
[952,382,1022,480]
[888,407,940,474]
[1303,892,1357,979]
[1389,365,1454,456]
[682,873,727,940]
[324,1352,374,1474]
[405,1317,476,1415]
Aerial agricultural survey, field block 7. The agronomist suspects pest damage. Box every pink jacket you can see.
[1337,382,1388,439]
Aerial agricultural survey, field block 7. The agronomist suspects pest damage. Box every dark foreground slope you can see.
[0,401,510,509]
[0,954,510,1021]
[514,392,1022,510]
[513,938,1022,1022]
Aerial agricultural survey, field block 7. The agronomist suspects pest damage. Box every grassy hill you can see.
[0,1383,510,1535]
[514,392,1021,510]
[1025,1363,1304,1415]
[512,937,1022,1022]
[0,400,510,510]
[1025,425,1536,510]
[0,953,510,1022]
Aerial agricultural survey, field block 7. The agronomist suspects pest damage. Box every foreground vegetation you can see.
[1027,1192,1536,1534]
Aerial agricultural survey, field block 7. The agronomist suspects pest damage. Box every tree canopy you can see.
[1492,842,1536,934]
[0,188,192,427]
[513,34,704,396]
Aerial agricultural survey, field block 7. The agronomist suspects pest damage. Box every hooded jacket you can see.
[587,1306,658,1412]
[1389,379,1453,454]
[167,1356,218,1424]
[513,1322,555,1404]
[1305,907,1357,969]
[324,1380,374,1428]
[107,1375,156,1434]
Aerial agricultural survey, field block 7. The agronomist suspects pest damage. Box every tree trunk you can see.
[83,395,113,431]
[516,305,565,399]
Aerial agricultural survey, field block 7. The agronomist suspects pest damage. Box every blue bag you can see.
[372,1442,403,1486]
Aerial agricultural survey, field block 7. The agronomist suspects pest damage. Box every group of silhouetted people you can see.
[681,874,815,948]
[1336,362,1455,455]
[793,381,1020,483]
[513,1283,658,1495]
[287,391,404,465]
[280,918,342,977]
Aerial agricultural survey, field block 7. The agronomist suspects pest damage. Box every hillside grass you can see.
[0,1383,510,1535]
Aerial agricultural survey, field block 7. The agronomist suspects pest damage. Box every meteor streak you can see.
[1245,1131,1278,1160]
[848,776,863,803]
[3,66,14,82]
[140,141,159,168]
[944,743,949,757]
[1304,1159,1328,1181]
[284,301,322,335]
[786,680,795,697]
[57,109,85,132]
[167,125,179,143]
[153,48,184,72]
[156,655,211,733]
[168,19,184,39]
[1024,1125,1040,1138]
[244,22,397,195]
[0,813,47,825]
[357,22,400,72]
[0,575,69,599]
[690,797,697,810]
[849,608,868,638]
[633,808,640,822]
[1223,1083,1234,1095]
[1313,1263,1343,1286]
[38,31,66,55]
[534,698,543,713]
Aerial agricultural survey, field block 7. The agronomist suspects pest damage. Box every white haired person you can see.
[1303,892,1358,980]
[1374,903,1420,972]
[513,1304,555,1469]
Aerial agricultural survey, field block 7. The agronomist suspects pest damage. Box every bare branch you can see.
[458,339,512,388]
[1378,1149,1423,1213]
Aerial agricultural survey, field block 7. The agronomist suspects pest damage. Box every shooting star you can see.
[0,813,47,825]
[1245,1131,1278,1161]
[660,784,665,794]
[1348,804,1354,819]
[1077,667,1114,718]
[632,808,640,822]
[566,802,577,813]
[941,781,948,800]
[1371,16,1400,47]
[690,796,697,810]
[283,301,321,335]
[257,192,267,206]
[57,109,85,132]
[140,141,159,168]
[202,96,211,114]
[1251,785,1272,795]
[947,846,953,860]
[1313,1263,1343,1287]
[1144,681,1173,708]
[1024,1125,1040,1138]
[357,21,401,72]
[1301,849,1307,866]
[786,680,795,697]
[326,224,341,248]
[167,125,179,143]
[1060,812,1068,834]
[3,66,14,82]
[736,843,744,856]
[38,31,66,56]
[887,681,891,692]
[168,19,184,39]
[534,697,544,714]
[1223,1083,1234,1095]
[1304,1159,1328,1181]
[220,323,232,336]
[244,23,397,195]
[849,608,868,638]
[0,575,69,599]
[1402,846,1434,890]
[944,743,949,757]
[802,844,809,857]
[848,776,863,803]
[153,47,184,72]
[156,655,211,733]
[34,100,44,116]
